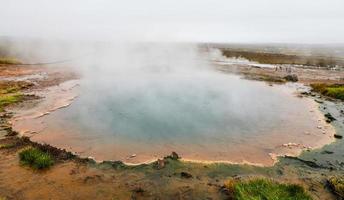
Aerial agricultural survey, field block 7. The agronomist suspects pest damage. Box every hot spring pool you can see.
[13,72,334,165]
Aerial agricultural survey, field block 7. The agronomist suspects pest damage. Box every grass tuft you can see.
[224,178,312,200]
[310,83,344,101]
[0,93,23,111]
[328,176,344,198]
[0,86,20,94]
[19,147,54,169]
[0,143,15,149]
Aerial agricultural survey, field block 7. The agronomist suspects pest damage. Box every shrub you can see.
[224,178,312,200]
[326,87,344,100]
[310,83,344,101]
[19,147,54,169]
[328,176,344,198]
[0,93,23,111]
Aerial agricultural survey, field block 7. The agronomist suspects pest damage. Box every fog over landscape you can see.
[1,0,340,166]
[1,0,344,43]
[1,0,344,199]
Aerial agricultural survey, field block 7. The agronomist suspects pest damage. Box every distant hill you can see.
[205,43,344,68]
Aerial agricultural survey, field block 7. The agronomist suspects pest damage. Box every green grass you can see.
[0,86,20,94]
[0,93,23,111]
[19,147,54,169]
[310,84,344,100]
[328,176,344,198]
[0,143,15,149]
[0,57,21,65]
[225,178,312,200]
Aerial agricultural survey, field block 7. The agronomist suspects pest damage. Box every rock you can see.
[282,143,300,148]
[87,156,95,160]
[300,91,311,96]
[128,154,136,158]
[132,187,144,194]
[4,126,19,136]
[165,151,180,160]
[315,99,324,104]
[284,74,298,82]
[304,146,313,151]
[325,113,336,123]
[171,152,180,160]
[321,150,334,154]
[334,134,343,139]
[180,172,193,179]
[155,159,165,169]
[219,186,231,196]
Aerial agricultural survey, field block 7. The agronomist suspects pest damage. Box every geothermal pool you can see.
[14,71,334,165]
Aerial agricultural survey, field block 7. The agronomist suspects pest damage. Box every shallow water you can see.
[14,71,334,165]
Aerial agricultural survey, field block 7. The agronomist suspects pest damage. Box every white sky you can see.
[1,0,344,43]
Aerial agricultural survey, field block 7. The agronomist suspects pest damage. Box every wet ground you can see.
[0,62,343,199]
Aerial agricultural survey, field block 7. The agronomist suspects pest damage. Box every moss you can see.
[310,83,344,100]
[19,147,54,169]
[224,178,312,200]
[0,81,33,93]
[0,93,23,111]
[328,176,344,198]
[326,87,344,100]
[0,143,15,149]
[0,57,21,65]
[0,86,20,94]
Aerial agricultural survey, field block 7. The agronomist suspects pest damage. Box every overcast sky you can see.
[1,0,344,43]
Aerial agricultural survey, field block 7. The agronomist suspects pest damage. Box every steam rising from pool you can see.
[12,43,335,165]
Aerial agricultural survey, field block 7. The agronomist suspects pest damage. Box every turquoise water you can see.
[33,72,325,164]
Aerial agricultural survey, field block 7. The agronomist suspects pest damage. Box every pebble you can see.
[334,134,343,139]
[305,146,313,150]
[282,142,299,147]
[129,154,136,158]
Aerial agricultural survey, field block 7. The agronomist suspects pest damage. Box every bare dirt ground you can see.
[0,63,342,200]
[0,64,228,200]
[215,64,344,85]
